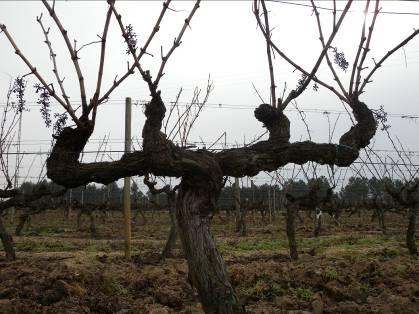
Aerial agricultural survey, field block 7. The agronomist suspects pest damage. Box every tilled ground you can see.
[1,249,418,313]
[0,210,418,313]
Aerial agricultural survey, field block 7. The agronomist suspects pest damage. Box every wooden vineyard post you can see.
[123,97,132,259]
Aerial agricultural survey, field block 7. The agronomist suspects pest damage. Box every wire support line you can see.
[1,100,418,119]
[5,138,419,156]
[267,0,419,16]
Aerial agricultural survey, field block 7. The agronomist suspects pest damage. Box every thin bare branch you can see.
[359,28,419,93]
[42,0,88,114]
[109,1,159,96]
[332,0,336,29]
[252,82,266,104]
[330,112,341,142]
[37,13,72,109]
[75,39,102,54]
[207,131,227,151]
[244,130,268,147]
[292,101,311,141]
[349,0,370,95]
[0,24,81,126]
[99,0,172,103]
[253,1,351,105]
[383,127,414,179]
[355,0,380,95]
[164,88,183,134]
[254,0,277,107]
[98,69,134,104]
[311,0,349,100]
[154,0,201,87]
[140,0,172,61]
[90,4,113,124]
[281,0,353,107]
[184,75,213,142]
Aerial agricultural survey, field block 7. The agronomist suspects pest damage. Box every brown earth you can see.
[0,209,418,313]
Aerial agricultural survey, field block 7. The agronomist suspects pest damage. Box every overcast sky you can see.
[0,1,418,189]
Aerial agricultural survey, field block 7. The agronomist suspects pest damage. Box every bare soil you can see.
[0,209,418,313]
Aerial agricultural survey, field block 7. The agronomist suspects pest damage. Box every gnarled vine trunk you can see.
[236,207,247,237]
[377,208,386,235]
[286,205,298,260]
[0,215,15,261]
[161,205,178,260]
[176,167,244,314]
[15,212,29,236]
[77,210,97,236]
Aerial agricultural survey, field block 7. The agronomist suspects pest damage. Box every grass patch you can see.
[366,246,403,261]
[12,240,79,252]
[219,238,289,253]
[337,250,369,261]
[217,233,403,255]
[0,238,162,254]
[322,267,339,281]
[291,287,314,300]
[101,271,127,295]
[299,234,402,250]
[239,281,287,299]
[85,243,114,253]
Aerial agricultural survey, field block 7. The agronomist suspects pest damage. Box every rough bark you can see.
[233,179,246,236]
[286,205,298,260]
[254,104,290,143]
[14,207,44,236]
[0,215,16,261]
[160,205,178,260]
[143,174,179,260]
[406,206,417,255]
[237,207,247,237]
[47,101,376,188]
[15,212,29,236]
[176,162,244,314]
[0,186,66,211]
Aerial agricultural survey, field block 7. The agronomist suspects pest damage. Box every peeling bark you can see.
[176,161,244,314]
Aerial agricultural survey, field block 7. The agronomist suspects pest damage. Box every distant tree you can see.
[340,177,369,207]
